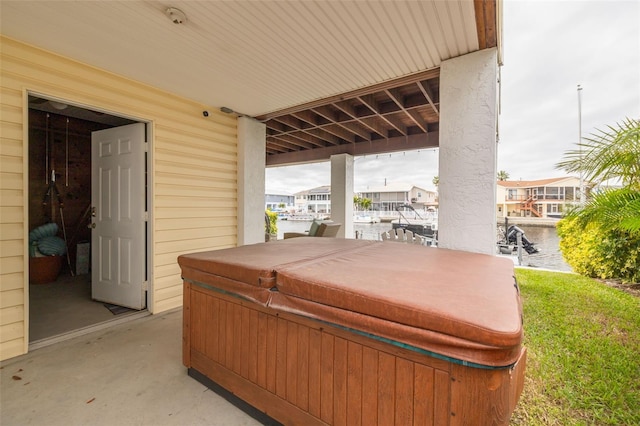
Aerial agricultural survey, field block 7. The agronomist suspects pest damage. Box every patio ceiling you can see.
[0,0,500,166]
[259,68,443,166]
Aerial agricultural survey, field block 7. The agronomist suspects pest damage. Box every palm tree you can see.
[432,176,439,187]
[557,117,640,235]
[567,187,640,234]
[497,170,510,181]
[360,197,372,211]
[556,118,640,282]
[353,195,361,211]
[557,117,640,190]
[353,196,372,211]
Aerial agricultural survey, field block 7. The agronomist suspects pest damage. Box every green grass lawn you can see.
[511,269,640,425]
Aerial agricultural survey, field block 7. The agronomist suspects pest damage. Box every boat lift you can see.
[391,204,438,244]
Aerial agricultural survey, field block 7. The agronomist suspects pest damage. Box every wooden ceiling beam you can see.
[269,133,316,150]
[266,131,439,167]
[256,68,440,121]
[258,66,444,164]
[357,94,407,136]
[315,123,356,143]
[291,110,345,145]
[312,106,369,140]
[334,100,387,139]
[272,115,338,147]
[271,116,327,147]
[417,80,440,117]
[287,131,327,148]
[474,0,498,50]
[385,88,428,133]
[291,110,319,127]
[273,115,306,131]
[301,128,342,146]
[266,139,297,153]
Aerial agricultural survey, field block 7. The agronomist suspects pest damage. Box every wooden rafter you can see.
[260,68,442,165]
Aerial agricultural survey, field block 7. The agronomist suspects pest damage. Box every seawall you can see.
[498,217,559,228]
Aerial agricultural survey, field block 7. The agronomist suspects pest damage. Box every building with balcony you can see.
[294,185,332,215]
[497,177,593,219]
[359,183,438,212]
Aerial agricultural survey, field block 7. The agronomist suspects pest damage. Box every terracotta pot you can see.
[29,255,62,284]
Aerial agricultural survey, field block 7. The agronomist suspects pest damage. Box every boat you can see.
[287,212,316,221]
[353,214,381,224]
[496,224,539,255]
[391,204,437,238]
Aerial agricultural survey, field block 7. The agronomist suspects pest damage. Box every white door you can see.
[91,123,146,309]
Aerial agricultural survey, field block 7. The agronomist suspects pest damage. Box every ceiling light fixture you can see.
[220,107,236,114]
[220,106,252,119]
[220,107,264,122]
[49,101,68,110]
[165,7,187,25]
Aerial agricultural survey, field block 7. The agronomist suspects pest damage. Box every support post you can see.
[237,117,266,246]
[438,48,499,255]
[330,154,354,238]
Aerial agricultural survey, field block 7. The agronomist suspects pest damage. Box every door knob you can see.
[88,223,96,229]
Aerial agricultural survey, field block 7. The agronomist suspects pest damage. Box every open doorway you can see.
[27,95,148,344]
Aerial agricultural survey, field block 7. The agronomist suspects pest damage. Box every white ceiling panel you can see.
[1,0,486,117]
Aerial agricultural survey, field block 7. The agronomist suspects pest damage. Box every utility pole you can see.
[577,84,584,205]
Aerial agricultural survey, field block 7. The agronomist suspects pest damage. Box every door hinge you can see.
[142,281,149,291]
[144,211,149,221]
[144,142,149,152]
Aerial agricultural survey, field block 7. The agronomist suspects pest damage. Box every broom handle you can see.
[59,207,74,276]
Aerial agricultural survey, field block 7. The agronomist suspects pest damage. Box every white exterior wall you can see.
[439,49,498,255]
[330,154,354,238]
[237,117,266,245]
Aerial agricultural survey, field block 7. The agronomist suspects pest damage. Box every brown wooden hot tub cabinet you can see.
[179,238,526,425]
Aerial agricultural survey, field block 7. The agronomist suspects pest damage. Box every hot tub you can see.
[179,238,526,425]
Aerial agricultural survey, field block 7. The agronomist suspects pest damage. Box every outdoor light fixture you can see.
[165,7,187,25]
[49,101,68,110]
[220,106,263,122]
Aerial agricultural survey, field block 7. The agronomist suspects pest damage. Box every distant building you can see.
[358,183,437,212]
[291,183,437,215]
[497,177,593,219]
[294,185,331,214]
[265,192,294,211]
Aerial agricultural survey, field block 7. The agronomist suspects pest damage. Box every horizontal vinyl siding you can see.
[0,68,26,360]
[0,36,237,360]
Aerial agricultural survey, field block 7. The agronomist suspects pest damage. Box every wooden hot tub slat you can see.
[186,282,461,425]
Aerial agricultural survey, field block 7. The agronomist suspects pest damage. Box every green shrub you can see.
[265,210,278,235]
[558,216,640,283]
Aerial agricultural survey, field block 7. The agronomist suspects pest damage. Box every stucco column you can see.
[237,116,266,245]
[438,48,498,255]
[330,153,354,238]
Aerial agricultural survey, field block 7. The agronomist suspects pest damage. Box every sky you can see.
[266,0,640,195]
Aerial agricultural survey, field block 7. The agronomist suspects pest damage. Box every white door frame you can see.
[25,90,155,345]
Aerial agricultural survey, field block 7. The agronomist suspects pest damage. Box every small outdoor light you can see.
[165,7,187,25]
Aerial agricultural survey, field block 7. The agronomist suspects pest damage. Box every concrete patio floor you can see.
[1,308,261,426]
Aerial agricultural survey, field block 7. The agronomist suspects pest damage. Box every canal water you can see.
[276,220,572,272]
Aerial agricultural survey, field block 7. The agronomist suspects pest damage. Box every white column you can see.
[330,154,354,238]
[438,48,498,255]
[237,116,266,246]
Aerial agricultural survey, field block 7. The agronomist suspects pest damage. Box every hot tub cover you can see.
[178,237,375,288]
[178,238,523,367]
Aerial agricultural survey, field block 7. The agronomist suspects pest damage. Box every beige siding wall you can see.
[0,36,238,360]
